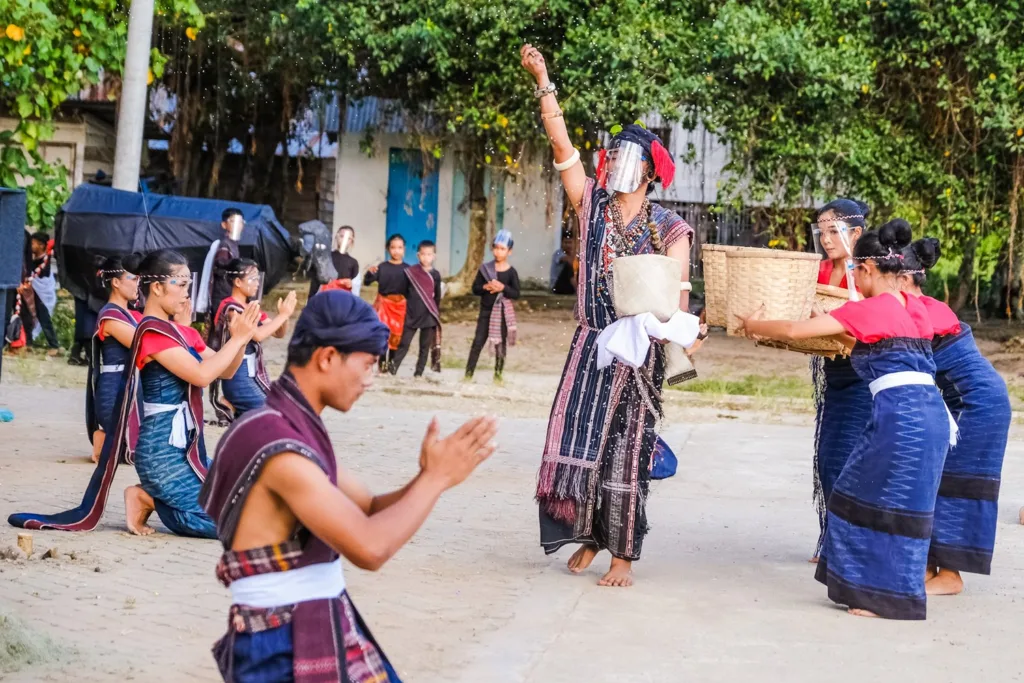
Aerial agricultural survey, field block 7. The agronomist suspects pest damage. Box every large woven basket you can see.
[725,248,821,337]
[702,244,763,327]
[756,284,852,359]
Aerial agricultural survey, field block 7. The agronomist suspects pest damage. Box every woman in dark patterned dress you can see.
[521,44,699,587]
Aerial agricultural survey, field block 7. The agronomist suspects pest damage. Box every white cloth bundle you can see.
[597,310,701,370]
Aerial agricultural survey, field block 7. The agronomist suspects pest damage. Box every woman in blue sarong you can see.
[896,230,1011,596]
[809,199,873,560]
[9,249,261,538]
[87,255,143,463]
[208,257,296,424]
[737,222,953,619]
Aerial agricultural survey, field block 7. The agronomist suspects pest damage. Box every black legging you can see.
[465,311,506,377]
[390,326,437,376]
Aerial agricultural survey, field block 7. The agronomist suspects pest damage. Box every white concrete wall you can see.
[501,167,563,286]
[0,117,86,189]
[333,132,564,285]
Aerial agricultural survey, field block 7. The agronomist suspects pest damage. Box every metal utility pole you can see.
[112,0,155,192]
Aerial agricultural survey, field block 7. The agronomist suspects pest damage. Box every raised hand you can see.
[420,416,498,490]
[278,290,298,318]
[520,44,548,83]
[230,301,261,341]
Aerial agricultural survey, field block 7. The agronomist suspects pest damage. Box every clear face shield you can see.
[335,229,354,255]
[226,214,245,241]
[598,140,647,194]
[812,219,857,261]
[812,216,862,300]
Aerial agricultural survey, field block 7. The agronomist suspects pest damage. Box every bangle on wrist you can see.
[553,148,580,172]
[541,110,563,120]
[534,83,557,98]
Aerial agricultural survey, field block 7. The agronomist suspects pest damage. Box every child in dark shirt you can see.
[392,240,443,376]
[465,230,519,383]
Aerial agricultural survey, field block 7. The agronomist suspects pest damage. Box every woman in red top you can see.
[9,250,261,537]
[209,257,296,424]
[737,223,953,619]
[809,198,873,560]
[87,254,143,463]
[896,228,1011,597]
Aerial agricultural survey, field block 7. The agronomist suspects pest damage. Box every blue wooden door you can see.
[386,149,439,265]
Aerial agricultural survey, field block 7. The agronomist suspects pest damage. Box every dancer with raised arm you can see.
[521,44,698,587]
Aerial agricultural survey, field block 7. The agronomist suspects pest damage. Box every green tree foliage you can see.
[677,0,1024,312]
[0,0,201,227]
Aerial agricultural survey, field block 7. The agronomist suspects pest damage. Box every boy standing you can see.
[465,230,520,383]
[200,291,497,682]
[393,240,442,377]
[28,232,60,355]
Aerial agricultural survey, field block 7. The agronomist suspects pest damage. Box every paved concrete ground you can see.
[0,383,1022,682]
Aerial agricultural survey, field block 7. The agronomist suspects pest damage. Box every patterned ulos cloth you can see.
[537,178,692,561]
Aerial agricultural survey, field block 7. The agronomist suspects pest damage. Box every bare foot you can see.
[91,431,104,464]
[124,486,155,536]
[598,557,633,587]
[809,556,819,564]
[926,568,964,596]
[848,608,878,618]
[567,545,599,574]
[1018,506,1024,525]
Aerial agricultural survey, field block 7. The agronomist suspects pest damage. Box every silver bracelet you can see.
[534,83,557,98]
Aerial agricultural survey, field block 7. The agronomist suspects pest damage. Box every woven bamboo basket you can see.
[725,248,821,337]
[756,284,852,359]
[702,244,763,327]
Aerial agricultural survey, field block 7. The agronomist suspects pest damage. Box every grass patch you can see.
[674,374,811,399]
[0,608,73,674]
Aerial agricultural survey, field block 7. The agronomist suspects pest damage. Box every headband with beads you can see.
[97,268,125,280]
[853,249,903,261]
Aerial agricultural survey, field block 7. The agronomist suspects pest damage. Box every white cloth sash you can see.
[230,558,345,608]
[99,364,125,373]
[143,401,195,448]
[196,241,220,314]
[596,310,701,370]
[244,353,257,378]
[868,371,959,446]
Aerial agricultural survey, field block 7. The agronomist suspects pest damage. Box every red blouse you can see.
[829,292,934,344]
[818,259,851,289]
[916,295,962,337]
[97,310,143,341]
[136,323,207,368]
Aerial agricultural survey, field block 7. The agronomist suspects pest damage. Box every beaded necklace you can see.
[597,196,655,300]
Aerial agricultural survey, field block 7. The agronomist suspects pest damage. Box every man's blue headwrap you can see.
[289,291,388,356]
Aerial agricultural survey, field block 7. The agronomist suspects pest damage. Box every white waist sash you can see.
[230,558,345,608]
[244,353,257,378]
[99,364,125,373]
[868,371,958,446]
[143,401,195,448]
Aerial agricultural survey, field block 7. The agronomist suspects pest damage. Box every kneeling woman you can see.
[9,249,261,538]
[87,255,143,463]
[210,258,296,423]
[736,224,953,619]
[897,231,1011,596]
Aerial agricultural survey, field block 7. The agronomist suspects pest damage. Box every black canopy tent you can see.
[54,185,296,302]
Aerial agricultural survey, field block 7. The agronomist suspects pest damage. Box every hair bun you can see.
[911,237,940,269]
[855,199,871,219]
[878,218,912,250]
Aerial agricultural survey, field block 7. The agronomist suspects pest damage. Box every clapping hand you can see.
[229,301,262,342]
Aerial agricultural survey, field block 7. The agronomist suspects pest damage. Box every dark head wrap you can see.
[597,123,676,189]
[289,291,389,356]
[816,198,870,229]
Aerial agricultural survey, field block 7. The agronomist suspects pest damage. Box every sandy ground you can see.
[2,300,1024,681]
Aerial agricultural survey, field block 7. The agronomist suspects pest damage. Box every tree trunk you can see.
[445,161,488,297]
[1008,153,1024,319]
[953,235,977,312]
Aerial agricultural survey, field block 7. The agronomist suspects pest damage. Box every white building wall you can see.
[333,133,562,284]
